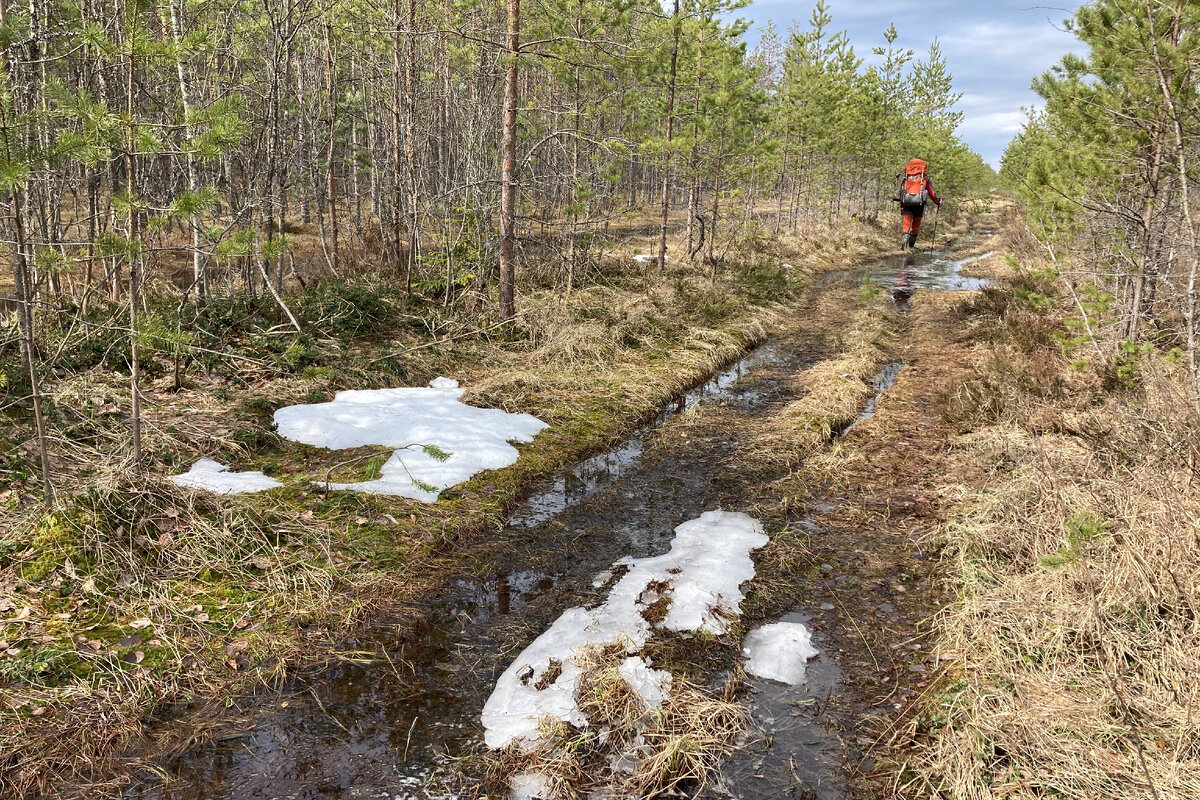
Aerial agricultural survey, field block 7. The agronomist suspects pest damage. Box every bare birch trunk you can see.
[656,0,680,272]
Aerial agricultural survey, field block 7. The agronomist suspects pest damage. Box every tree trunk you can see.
[656,0,680,272]
[126,36,142,468]
[324,22,339,275]
[498,0,519,321]
[405,0,420,294]
[168,0,205,299]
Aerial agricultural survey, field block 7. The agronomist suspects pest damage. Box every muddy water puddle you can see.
[819,249,997,300]
[126,338,817,800]
[706,613,846,800]
[510,341,788,528]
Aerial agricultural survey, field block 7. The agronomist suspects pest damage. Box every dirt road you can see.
[120,215,1006,800]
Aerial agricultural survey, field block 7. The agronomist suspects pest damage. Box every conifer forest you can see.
[0,0,1196,798]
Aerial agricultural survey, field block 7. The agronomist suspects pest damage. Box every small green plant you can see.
[422,444,452,462]
[362,454,389,481]
[301,366,334,381]
[1039,511,1108,569]
[858,278,882,303]
[1110,339,1153,389]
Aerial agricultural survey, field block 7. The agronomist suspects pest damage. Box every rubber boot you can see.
[900,235,910,251]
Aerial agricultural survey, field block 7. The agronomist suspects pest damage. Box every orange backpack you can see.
[900,159,929,209]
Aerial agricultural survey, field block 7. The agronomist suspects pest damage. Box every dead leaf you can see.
[251,555,272,570]
[123,651,145,665]
[31,706,46,717]
[225,640,249,657]
[193,613,210,623]
[129,618,154,630]
[118,636,142,648]
[6,648,21,657]
[88,640,103,651]
[234,618,250,630]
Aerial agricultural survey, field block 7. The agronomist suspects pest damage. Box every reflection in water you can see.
[819,249,997,297]
[510,341,786,528]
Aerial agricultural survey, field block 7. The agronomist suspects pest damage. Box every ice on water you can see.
[742,621,819,685]
[272,377,547,501]
[481,510,767,751]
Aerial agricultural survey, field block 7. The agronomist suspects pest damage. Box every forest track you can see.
[107,208,1006,800]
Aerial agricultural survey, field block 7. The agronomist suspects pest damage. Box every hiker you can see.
[895,158,941,250]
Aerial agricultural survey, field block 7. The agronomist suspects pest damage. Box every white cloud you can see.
[957,110,1029,137]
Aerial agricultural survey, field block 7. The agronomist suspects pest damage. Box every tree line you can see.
[1001,0,1200,411]
[0,0,991,494]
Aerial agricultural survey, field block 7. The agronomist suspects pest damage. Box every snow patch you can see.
[617,656,672,709]
[742,621,819,685]
[509,771,552,800]
[273,377,547,501]
[481,510,766,750]
[169,459,282,495]
[631,254,660,263]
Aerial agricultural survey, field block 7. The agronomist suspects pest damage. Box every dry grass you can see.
[893,263,1200,799]
[0,475,379,799]
[748,287,898,469]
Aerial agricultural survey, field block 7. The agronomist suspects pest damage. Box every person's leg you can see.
[901,211,914,248]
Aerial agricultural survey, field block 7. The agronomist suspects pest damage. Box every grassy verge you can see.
[0,213,925,797]
[892,216,1200,799]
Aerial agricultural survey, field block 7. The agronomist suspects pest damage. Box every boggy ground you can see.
[0,209,987,799]
[435,217,1009,797]
[83,212,1002,800]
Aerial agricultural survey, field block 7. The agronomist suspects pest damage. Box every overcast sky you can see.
[745,1,1086,170]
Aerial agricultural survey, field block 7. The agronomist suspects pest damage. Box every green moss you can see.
[20,513,84,581]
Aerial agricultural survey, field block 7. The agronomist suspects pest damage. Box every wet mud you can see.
[124,233,993,800]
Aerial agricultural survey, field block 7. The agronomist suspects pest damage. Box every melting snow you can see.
[617,656,672,709]
[742,621,819,685]
[481,510,767,750]
[509,772,552,800]
[169,459,282,495]
[273,378,547,501]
